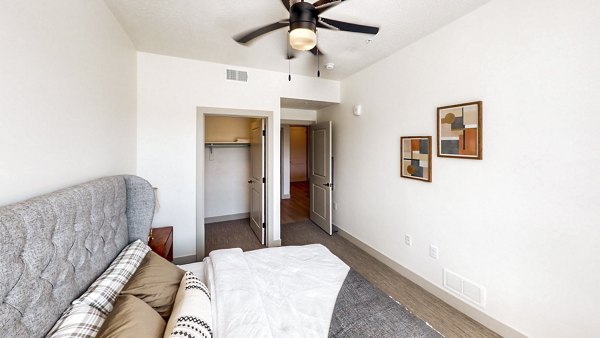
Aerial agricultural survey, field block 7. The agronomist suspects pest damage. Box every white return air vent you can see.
[443,269,486,308]
[226,69,248,82]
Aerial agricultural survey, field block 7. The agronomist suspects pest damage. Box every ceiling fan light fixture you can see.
[233,0,380,68]
[289,27,317,51]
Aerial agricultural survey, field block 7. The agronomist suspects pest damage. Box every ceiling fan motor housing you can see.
[289,1,317,32]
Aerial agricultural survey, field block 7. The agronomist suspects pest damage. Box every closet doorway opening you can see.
[203,115,266,254]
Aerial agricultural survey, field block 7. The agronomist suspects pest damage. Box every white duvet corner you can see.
[209,244,350,338]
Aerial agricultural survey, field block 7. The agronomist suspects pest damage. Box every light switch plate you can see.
[429,245,439,259]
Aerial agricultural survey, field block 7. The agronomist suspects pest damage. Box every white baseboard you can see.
[335,226,527,338]
[269,239,282,247]
[204,212,249,224]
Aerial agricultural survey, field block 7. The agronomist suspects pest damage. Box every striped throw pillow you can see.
[164,272,212,338]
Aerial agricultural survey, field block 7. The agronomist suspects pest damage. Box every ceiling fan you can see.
[233,0,380,59]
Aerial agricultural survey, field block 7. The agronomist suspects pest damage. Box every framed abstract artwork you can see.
[437,101,482,159]
[401,136,432,182]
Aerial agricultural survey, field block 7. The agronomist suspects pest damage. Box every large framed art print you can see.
[437,101,482,160]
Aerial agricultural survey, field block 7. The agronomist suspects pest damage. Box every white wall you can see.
[318,0,600,336]
[0,1,137,206]
[137,52,340,258]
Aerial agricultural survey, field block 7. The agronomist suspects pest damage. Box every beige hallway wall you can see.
[290,126,308,182]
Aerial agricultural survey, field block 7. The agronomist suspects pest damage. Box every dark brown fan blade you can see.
[309,45,325,56]
[281,0,291,11]
[318,17,379,35]
[314,0,344,14]
[313,0,345,8]
[234,20,289,44]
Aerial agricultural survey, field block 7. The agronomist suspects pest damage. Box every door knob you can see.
[323,183,332,187]
[248,180,253,184]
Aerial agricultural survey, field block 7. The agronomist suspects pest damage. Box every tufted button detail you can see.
[0,177,130,337]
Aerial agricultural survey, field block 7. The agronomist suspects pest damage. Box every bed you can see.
[0,176,441,337]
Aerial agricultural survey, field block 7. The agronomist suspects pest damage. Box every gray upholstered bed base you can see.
[0,175,155,337]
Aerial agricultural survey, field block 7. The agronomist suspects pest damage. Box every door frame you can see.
[196,107,280,261]
[249,118,266,244]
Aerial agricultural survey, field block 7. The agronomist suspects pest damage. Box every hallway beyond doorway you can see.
[281,181,309,224]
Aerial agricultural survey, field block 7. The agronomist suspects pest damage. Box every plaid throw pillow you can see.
[73,240,150,315]
[46,303,105,338]
[165,272,213,338]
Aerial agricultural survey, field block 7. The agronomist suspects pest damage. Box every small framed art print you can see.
[401,136,432,182]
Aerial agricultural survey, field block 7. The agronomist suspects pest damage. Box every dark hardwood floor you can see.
[204,219,500,338]
[280,181,309,224]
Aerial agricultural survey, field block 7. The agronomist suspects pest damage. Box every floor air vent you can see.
[226,69,248,82]
[443,269,486,308]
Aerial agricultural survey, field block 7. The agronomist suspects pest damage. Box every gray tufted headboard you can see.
[0,175,155,337]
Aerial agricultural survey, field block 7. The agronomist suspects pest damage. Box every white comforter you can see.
[204,244,350,338]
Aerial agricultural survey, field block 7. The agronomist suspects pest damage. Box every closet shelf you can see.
[205,141,250,147]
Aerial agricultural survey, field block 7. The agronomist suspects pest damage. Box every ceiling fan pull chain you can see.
[317,31,321,78]
[288,34,292,81]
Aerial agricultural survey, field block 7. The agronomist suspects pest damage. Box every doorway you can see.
[281,121,334,236]
[203,115,267,254]
[281,125,310,224]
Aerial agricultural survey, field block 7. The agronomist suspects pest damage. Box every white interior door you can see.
[309,121,333,235]
[249,118,265,244]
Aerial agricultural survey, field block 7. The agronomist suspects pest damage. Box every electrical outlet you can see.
[429,245,439,259]
[404,234,412,246]
[333,203,338,210]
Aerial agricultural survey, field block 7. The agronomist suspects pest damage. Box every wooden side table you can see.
[148,226,173,262]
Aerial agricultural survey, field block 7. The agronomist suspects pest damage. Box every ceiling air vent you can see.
[226,69,248,82]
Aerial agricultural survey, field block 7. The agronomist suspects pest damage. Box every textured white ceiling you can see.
[105,0,491,80]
